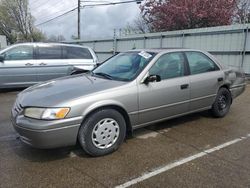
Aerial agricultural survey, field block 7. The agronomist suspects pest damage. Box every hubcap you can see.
[218,95,227,110]
[91,118,120,149]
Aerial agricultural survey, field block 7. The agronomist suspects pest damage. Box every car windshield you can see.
[92,51,156,81]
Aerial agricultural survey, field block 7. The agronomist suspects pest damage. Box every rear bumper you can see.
[11,114,83,149]
[230,83,246,99]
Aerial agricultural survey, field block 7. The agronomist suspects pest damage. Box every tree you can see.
[31,29,47,42]
[140,0,236,32]
[71,35,78,40]
[120,15,152,36]
[0,0,45,43]
[0,2,17,44]
[47,34,66,42]
[235,0,250,23]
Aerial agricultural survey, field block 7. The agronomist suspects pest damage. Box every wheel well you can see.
[220,84,230,90]
[82,105,133,136]
[219,84,232,103]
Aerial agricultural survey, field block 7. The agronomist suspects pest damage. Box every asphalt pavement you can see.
[0,86,250,188]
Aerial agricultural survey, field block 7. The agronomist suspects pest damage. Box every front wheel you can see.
[78,109,126,156]
[211,88,231,118]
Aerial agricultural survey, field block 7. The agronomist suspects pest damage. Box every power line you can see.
[81,0,140,7]
[30,0,51,10]
[35,0,140,27]
[29,0,43,6]
[35,7,78,26]
[34,5,77,23]
[32,0,76,14]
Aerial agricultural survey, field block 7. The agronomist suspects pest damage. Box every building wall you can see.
[66,24,250,74]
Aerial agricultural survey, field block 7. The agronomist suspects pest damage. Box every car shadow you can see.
[12,111,213,162]
[130,110,212,138]
[12,141,90,162]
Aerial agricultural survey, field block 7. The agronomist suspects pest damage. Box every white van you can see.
[0,43,98,88]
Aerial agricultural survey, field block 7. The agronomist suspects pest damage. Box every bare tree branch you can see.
[0,0,45,43]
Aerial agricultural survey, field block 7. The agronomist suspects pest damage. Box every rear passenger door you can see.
[185,51,224,111]
[35,44,69,82]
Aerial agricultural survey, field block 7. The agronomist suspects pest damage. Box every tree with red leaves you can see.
[140,0,237,32]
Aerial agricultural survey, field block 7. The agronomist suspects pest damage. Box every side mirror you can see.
[144,75,161,84]
[0,55,4,62]
[96,62,102,67]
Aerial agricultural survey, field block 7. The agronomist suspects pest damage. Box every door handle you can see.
[217,77,223,82]
[25,63,33,66]
[39,63,47,66]
[180,84,189,90]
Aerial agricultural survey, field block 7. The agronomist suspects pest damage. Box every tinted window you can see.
[66,46,92,59]
[186,52,219,75]
[38,45,62,59]
[4,45,33,60]
[149,52,185,80]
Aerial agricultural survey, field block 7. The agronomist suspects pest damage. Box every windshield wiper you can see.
[92,72,113,80]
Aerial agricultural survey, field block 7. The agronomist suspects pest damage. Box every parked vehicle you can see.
[11,49,246,156]
[0,43,98,88]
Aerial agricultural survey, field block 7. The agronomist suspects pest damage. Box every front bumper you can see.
[11,112,83,149]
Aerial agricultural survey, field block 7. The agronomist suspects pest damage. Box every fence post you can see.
[113,29,117,55]
[241,27,248,68]
[143,36,146,48]
[181,32,185,47]
[93,41,96,51]
[160,34,163,48]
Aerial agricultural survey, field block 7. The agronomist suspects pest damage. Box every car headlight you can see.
[24,107,70,120]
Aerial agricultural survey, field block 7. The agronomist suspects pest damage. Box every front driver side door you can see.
[138,52,190,126]
[0,45,37,88]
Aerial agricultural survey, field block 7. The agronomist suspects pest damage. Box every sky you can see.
[29,0,141,41]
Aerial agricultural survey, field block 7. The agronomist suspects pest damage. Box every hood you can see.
[18,74,126,107]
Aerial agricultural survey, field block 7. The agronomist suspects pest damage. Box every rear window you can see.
[66,46,92,59]
[38,45,62,59]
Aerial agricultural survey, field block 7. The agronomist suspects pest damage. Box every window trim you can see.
[184,51,220,76]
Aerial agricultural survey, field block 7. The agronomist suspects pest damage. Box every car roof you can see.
[8,42,90,49]
[128,48,202,53]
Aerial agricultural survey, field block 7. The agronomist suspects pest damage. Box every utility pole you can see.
[77,0,81,39]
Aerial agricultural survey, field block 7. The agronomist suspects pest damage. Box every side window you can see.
[186,52,219,75]
[149,52,185,80]
[66,46,92,59]
[4,45,33,60]
[38,45,62,59]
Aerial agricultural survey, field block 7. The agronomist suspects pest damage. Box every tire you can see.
[78,108,126,156]
[211,87,232,118]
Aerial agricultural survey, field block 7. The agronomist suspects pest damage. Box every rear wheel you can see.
[211,87,231,118]
[78,109,126,156]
